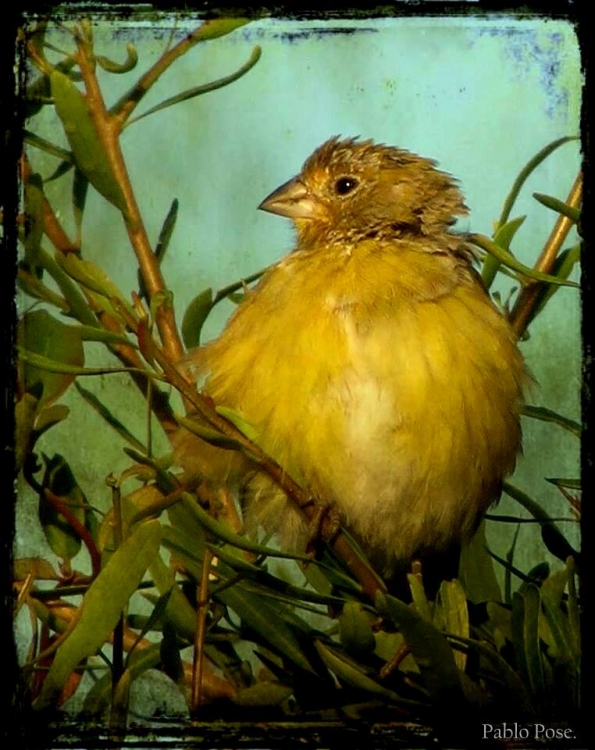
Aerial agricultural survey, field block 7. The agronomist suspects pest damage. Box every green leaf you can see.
[181,288,213,348]
[216,405,260,443]
[18,310,84,406]
[406,573,432,622]
[533,193,581,223]
[458,522,502,603]
[39,454,87,561]
[376,593,463,706]
[96,43,138,74]
[127,46,261,126]
[35,519,162,709]
[497,136,578,228]
[23,173,46,271]
[503,483,579,563]
[175,413,242,451]
[339,601,376,655]
[216,576,317,675]
[522,404,581,438]
[314,640,410,704]
[75,382,145,453]
[83,642,162,717]
[23,129,74,163]
[18,349,151,379]
[56,252,130,308]
[72,167,88,247]
[512,584,546,709]
[447,634,534,717]
[37,249,99,327]
[50,70,127,212]
[233,681,293,707]
[471,233,579,288]
[482,215,526,288]
[177,492,310,561]
[15,393,39,473]
[437,580,469,672]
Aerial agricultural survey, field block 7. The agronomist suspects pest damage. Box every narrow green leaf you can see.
[339,601,376,655]
[23,173,46,270]
[18,310,84,406]
[512,585,546,708]
[127,46,261,126]
[233,681,293,707]
[406,573,432,622]
[17,267,70,312]
[175,412,241,451]
[50,70,127,212]
[82,642,162,717]
[497,136,578,228]
[155,198,179,263]
[56,252,130,307]
[15,393,39,473]
[458,522,502,603]
[178,492,310,561]
[181,288,213,348]
[75,382,145,453]
[447,634,534,717]
[522,405,581,438]
[533,193,581,223]
[18,349,152,379]
[545,477,581,491]
[315,640,406,703]
[503,483,579,563]
[215,405,259,443]
[482,215,526,288]
[149,552,198,643]
[437,580,469,672]
[96,43,138,74]
[35,520,162,709]
[39,249,99,327]
[377,593,463,705]
[471,234,579,287]
[23,129,73,163]
[127,589,172,664]
[216,578,317,675]
[72,167,88,246]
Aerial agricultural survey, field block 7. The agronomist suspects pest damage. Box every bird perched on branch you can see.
[173,136,527,581]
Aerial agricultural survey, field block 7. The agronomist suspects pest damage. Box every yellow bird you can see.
[173,136,528,580]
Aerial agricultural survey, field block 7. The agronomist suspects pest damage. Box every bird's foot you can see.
[303,498,342,555]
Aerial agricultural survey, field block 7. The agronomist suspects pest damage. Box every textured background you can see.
[18,13,581,598]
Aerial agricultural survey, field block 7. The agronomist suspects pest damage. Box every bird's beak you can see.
[258,177,323,220]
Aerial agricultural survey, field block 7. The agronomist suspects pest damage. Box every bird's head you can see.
[259,136,468,250]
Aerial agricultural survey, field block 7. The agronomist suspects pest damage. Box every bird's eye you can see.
[335,176,358,195]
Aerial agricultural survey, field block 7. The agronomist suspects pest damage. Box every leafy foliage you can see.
[13,15,581,745]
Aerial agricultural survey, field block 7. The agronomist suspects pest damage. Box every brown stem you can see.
[43,489,102,578]
[73,28,184,363]
[509,172,582,338]
[110,23,232,129]
[191,547,213,719]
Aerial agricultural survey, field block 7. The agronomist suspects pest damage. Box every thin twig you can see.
[73,26,184,362]
[43,489,102,578]
[191,547,213,719]
[509,171,582,337]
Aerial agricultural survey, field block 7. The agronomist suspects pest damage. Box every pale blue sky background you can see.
[23,13,582,577]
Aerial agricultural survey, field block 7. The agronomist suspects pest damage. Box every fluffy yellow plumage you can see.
[173,136,527,577]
